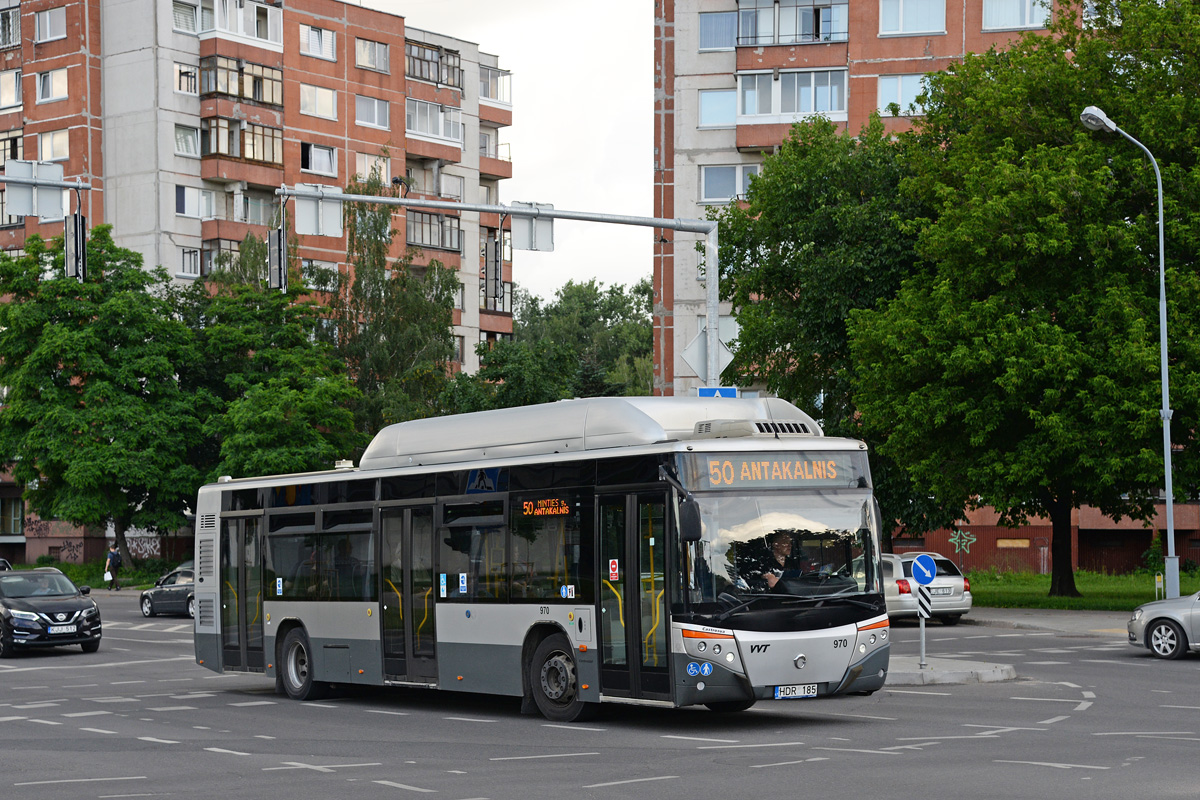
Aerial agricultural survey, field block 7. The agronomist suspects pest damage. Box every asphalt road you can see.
[2,593,1197,800]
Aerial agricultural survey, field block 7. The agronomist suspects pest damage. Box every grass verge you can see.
[967,568,1200,611]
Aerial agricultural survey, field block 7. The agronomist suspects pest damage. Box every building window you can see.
[701,164,759,203]
[0,6,20,49]
[39,130,69,162]
[440,174,464,201]
[983,0,1051,29]
[0,129,22,169]
[356,38,389,73]
[406,42,463,87]
[200,57,281,106]
[176,186,213,218]
[740,73,773,115]
[453,335,465,362]
[781,70,846,114]
[406,210,461,252]
[405,98,463,145]
[172,1,198,33]
[181,247,201,277]
[36,7,67,42]
[0,68,19,109]
[355,152,390,183]
[300,83,337,120]
[300,24,336,61]
[699,11,737,50]
[880,0,945,34]
[243,62,282,105]
[239,194,274,226]
[480,67,511,104]
[877,73,925,116]
[300,258,336,289]
[37,69,68,103]
[780,0,849,43]
[175,124,200,156]
[201,118,235,156]
[241,123,282,165]
[355,95,390,130]
[698,89,736,127]
[0,190,21,227]
[175,62,199,94]
[738,0,774,44]
[301,142,336,176]
[0,497,22,535]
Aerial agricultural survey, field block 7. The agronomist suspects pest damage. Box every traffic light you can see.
[64,212,86,282]
[267,227,286,291]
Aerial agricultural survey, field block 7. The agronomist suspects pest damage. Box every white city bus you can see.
[193,397,889,721]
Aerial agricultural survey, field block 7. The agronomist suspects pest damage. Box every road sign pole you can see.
[919,614,926,670]
[911,553,937,671]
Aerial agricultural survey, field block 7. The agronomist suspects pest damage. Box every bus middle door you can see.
[598,493,670,700]
[380,506,437,683]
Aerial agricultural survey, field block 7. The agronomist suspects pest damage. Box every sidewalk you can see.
[886,607,1132,686]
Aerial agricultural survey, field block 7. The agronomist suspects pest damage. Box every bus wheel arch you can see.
[278,625,329,701]
[525,628,598,722]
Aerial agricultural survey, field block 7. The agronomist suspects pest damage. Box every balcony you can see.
[479,141,512,180]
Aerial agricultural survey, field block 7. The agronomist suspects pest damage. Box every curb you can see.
[886,656,1017,686]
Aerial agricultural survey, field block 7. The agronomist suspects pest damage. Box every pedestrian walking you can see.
[105,543,122,590]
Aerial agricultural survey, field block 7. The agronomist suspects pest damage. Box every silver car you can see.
[883,552,972,625]
[1128,591,1200,659]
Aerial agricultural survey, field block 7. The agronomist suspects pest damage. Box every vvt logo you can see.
[750,643,770,654]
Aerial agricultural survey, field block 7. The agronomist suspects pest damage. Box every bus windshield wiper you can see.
[714,592,813,622]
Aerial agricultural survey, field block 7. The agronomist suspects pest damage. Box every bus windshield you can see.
[685,490,879,608]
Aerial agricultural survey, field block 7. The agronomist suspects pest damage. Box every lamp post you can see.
[1080,105,1179,599]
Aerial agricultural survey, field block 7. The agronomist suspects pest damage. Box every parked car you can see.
[0,558,12,570]
[0,567,102,657]
[882,552,972,625]
[1128,591,1200,660]
[140,569,196,618]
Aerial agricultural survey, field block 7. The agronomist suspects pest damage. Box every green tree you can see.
[322,163,460,436]
[176,234,364,480]
[444,339,578,412]
[0,227,201,563]
[713,115,958,539]
[849,0,1200,595]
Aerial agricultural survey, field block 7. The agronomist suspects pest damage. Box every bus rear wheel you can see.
[530,633,597,722]
[281,628,328,701]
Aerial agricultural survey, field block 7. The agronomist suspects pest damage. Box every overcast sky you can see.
[363,0,654,302]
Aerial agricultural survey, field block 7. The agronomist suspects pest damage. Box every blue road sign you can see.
[911,553,938,586]
[698,387,737,398]
[686,662,701,677]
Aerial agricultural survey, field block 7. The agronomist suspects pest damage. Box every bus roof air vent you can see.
[691,419,814,439]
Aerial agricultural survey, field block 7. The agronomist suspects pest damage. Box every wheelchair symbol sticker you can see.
[686,662,701,677]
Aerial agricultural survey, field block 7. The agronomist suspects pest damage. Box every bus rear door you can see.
[220,517,264,670]
[380,506,437,682]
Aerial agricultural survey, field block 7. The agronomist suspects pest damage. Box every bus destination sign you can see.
[520,497,572,517]
[681,452,869,491]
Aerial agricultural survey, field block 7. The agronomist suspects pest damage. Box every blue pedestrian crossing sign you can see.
[698,387,737,398]
[911,553,937,586]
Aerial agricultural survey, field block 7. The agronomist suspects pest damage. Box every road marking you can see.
[887,689,952,696]
[995,760,1108,770]
[1010,697,1080,703]
[165,624,193,632]
[542,723,605,731]
[1092,731,1194,736]
[814,744,904,754]
[264,762,382,773]
[1025,661,1070,665]
[63,710,111,717]
[443,716,495,723]
[366,709,409,716]
[0,716,28,722]
[147,706,197,712]
[0,656,195,675]
[698,741,805,750]
[661,734,739,743]
[206,747,250,756]
[138,737,180,744]
[14,776,146,786]
[26,718,63,725]
[583,776,678,788]
[373,780,437,792]
[489,752,599,761]
[229,701,277,707]
[963,725,1046,734]
[1075,701,1093,711]
[1082,691,1096,699]
[112,681,147,685]
[1038,716,1070,724]
[80,727,118,734]
[305,703,338,709]
[823,712,897,721]
[157,678,194,683]
[62,684,99,688]
[751,757,829,768]
[13,702,61,709]
[1161,706,1200,710]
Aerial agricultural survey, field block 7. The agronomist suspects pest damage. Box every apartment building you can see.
[0,0,514,563]
[653,0,1042,398]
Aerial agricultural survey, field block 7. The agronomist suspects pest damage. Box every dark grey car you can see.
[140,569,196,618]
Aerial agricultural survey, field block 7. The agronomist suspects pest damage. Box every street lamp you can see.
[1080,105,1179,599]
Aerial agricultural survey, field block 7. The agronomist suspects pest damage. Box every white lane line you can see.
[1038,716,1070,725]
[157,678,194,683]
[112,681,147,685]
[1092,731,1195,736]
[164,625,193,632]
[90,698,141,703]
[811,747,901,756]
[254,735,276,739]
[542,723,606,732]
[15,776,146,786]
[489,752,599,761]
[229,701,277,707]
[823,712,898,721]
[366,709,409,716]
[1025,661,1071,665]
[138,737,180,744]
[887,689,952,696]
[62,684,99,688]
[26,719,62,725]
[147,706,197,712]
[1010,697,1080,704]
[262,762,382,772]
[13,702,62,709]
[80,727,118,734]
[0,716,28,722]
[963,725,1046,733]
[443,716,495,723]
[127,623,159,631]
[0,656,194,675]
[1075,701,1093,711]
[63,710,112,717]
[583,776,678,789]
[995,760,1108,770]
[305,703,338,709]
[751,757,830,768]
[1082,691,1096,699]
[698,741,805,750]
[206,747,250,756]
[661,734,739,743]
[373,780,437,793]
[1162,706,1200,710]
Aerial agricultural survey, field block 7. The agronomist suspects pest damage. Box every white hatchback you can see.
[882,552,972,625]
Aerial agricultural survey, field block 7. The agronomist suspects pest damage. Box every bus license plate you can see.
[930,587,952,596]
[775,684,817,699]
[49,624,77,635]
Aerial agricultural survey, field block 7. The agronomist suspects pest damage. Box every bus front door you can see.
[598,493,670,701]
[380,506,437,683]
[219,517,264,670]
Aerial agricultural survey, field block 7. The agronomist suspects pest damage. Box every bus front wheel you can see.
[280,628,328,701]
[530,633,597,722]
